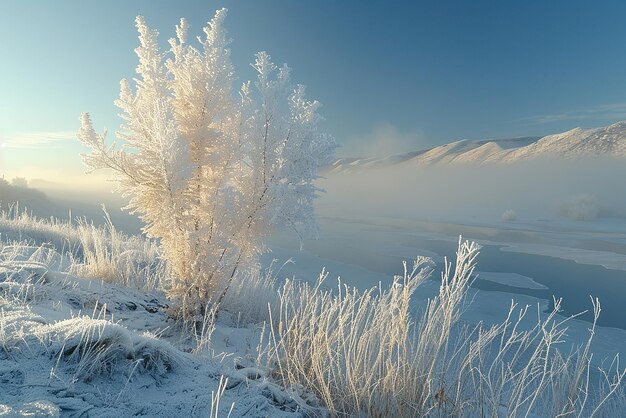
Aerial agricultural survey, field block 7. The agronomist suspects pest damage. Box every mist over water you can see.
[8,155,626,229]
[292,156,626,329]
[318,157,626,224]
[1,181,142,234]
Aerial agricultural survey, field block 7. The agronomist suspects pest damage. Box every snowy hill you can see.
[328,121,626,174]
[0,215,303,417]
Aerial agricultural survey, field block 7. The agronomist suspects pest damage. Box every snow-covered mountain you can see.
[328,121,626,174]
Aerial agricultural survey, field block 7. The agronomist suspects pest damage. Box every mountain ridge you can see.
[328,121,626,174]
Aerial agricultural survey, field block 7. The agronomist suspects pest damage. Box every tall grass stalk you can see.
[266,239,625,417]
[0,207,167,291]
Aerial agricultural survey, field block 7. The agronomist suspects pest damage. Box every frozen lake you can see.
[266,215,626,330]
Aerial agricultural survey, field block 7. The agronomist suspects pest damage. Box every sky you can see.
[2,0,626,188]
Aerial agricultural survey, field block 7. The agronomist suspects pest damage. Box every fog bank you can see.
[317,157,626,225]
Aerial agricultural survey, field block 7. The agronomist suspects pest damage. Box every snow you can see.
[477,271,548,290]
[500,242,626,271]
[326,119,626,173]
[0,246,302,417]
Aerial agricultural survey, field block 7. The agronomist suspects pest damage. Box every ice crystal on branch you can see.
[77,8,336,321]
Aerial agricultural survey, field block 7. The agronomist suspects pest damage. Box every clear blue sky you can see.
[2,1,626,184]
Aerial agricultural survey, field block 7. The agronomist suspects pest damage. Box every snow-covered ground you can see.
[0,245,303,417]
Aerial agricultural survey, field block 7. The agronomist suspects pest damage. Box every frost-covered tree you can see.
[77,9,335,321]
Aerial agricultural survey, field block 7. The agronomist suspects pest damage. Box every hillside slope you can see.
[0,246,301,417]
[328,121,626,174]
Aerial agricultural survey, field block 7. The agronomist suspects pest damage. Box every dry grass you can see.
[0,207,167,291]
[265,239,625,417]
